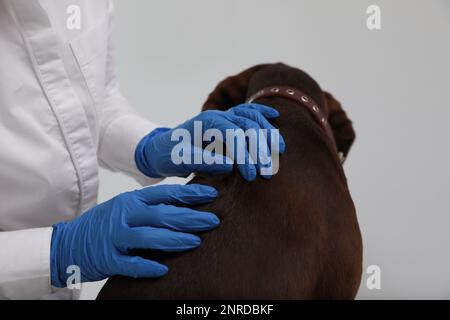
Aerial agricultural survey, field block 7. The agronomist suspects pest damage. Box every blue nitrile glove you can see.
[135,103,286,182]
[50,184,219,288]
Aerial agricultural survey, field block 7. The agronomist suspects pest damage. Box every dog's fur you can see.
[97,63,362,299]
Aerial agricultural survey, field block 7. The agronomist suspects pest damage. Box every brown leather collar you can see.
[247,85,345,163]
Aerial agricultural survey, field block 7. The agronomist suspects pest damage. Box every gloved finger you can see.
[182,146,233,175]
[202,117,257,181]
[116,255,168,278]
[228,115,273,180]
[233,108,286,154]
[233,145,257,182]
[233,103,280,119]
[119,226,201,252]
[127,203,220,232]
[135,184,218,206]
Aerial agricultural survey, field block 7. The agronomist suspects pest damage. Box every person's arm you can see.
[99,1,285,182]
[97,0,159,185]
[0,185,220,299]
[0,228,53,299]
[50,185,219,288]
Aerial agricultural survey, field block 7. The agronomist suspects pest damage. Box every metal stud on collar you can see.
[286,89,295,95]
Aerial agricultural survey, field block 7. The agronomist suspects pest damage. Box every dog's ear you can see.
[202,64,270,111]
[323,91,356,157]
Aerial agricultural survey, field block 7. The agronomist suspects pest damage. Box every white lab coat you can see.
[0,0,160,299]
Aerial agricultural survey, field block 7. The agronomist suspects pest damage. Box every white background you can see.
[81,0,450,299]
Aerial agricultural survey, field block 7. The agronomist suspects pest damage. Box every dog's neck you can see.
[246,85,344,163]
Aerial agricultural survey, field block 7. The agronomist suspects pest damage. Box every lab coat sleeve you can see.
[0,228,53,299]
[97,0,162,186]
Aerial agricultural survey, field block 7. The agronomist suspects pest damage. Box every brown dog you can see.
[97,63,362,299]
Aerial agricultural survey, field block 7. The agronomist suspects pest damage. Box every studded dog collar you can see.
[247,86,345,163]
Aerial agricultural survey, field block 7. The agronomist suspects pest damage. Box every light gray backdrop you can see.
[81,0,450,299]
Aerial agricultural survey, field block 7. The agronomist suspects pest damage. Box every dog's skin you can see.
[97,63,362,300]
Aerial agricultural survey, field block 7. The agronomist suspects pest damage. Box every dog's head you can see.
[202,63,356,158]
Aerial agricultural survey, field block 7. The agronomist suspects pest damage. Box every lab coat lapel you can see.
[10,0,99,214]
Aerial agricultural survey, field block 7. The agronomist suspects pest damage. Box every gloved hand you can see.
[50,184,219,288]
[135,103,286,181]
